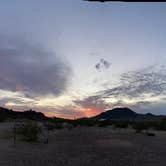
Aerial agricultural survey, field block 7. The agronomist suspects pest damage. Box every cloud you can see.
[95,58,111,71]
[73,65,166,115]
[4,64,166,117]
[73,95,111,116]
[0,36,72,97]
[102,66,166,99]
[48,105,86,119]
[0,97,33,105]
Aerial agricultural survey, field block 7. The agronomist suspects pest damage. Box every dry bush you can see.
[17,121,41,142]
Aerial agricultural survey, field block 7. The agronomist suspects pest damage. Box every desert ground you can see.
[0,123,166,166]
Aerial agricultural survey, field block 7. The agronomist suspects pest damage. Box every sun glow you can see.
[84,107,102,118]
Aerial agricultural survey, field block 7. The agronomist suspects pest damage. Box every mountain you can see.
[91,107,160,121]
[0,106,164,122]
[0,107,48,121]
[92,107,136,121]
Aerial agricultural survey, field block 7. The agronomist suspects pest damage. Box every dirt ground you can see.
[0,123,166,166]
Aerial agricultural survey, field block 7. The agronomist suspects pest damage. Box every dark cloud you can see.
[95,63,101,70]
[95,58,111,71]
[0,37,72,97]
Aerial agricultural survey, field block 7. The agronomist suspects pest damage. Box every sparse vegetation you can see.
[132,122,148,133]
[0,124,165,166]
[156,118,166,131]
[72,119,96,127]
[113,121,129,129]
[97,120,111,127]
[17,121,41,142]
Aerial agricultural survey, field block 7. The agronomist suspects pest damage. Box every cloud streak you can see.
[102,66,166,99]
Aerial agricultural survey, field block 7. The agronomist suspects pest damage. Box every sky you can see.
[0,0,166,119]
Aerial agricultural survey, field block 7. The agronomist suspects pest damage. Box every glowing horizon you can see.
[0,1,166,118]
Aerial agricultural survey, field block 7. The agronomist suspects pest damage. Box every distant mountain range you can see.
[0,106,165,122]
[0,107,48,121]
[90,107,164,121]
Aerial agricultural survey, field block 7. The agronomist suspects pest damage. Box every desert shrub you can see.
[70,121,79,127]
[54,123,64,129]
[44,122,56,131]
[73,119,96,127]
[0,116,6,122]
[113,121,129,129]
[132,122,148,133]
[97,120,111,127]
[155,118,166,131]
[0,129,13,139]
[17,121,41,142]
[146,132,156,136]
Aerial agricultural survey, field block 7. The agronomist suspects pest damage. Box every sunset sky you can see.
[0,1,166,119]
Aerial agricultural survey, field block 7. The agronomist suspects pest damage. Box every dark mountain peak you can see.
[145,113,155,117]
[0,107,13,112]
[108,107,136,114]
[93,107,136,120]
[0,106,47,121]
[18,109,47,120]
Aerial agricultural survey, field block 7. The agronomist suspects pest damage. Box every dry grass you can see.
[0,123,166,166]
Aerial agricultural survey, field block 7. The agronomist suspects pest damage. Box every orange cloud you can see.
[84,107,102,117]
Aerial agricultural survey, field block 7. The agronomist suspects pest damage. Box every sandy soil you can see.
[0,123,166,166]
